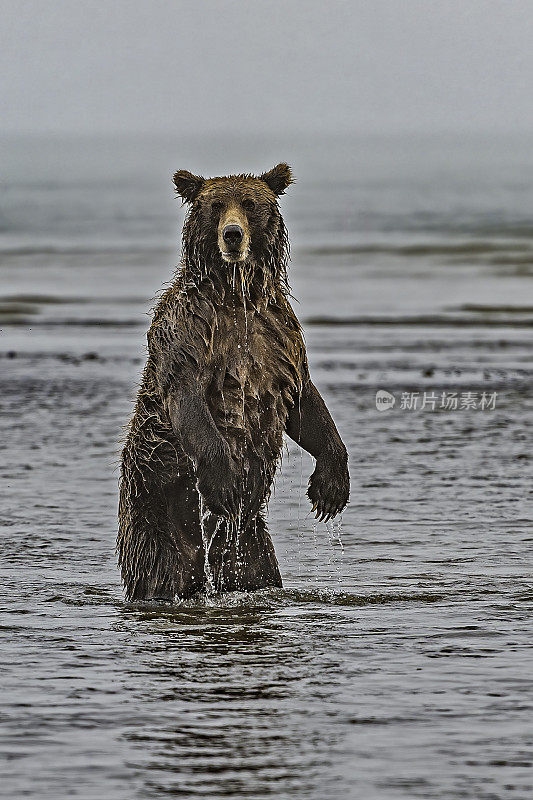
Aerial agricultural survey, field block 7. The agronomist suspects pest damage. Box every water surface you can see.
[1,133,532,799]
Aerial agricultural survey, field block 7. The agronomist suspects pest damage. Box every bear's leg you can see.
[208,513,282,593]
[164,473,206,598]
[118,471,205,601]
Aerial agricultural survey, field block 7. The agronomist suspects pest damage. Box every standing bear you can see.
[117,164,349,600]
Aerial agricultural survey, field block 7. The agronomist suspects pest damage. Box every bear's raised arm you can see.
[164,390,241,518]
[148,312,241,518]
[285,379,350,521]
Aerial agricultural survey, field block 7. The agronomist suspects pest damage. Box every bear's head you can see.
[173,164,293,290]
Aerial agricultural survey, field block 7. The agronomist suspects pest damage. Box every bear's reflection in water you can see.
[117,599,348,798]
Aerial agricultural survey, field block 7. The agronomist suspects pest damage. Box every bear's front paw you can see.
[307,453,349,523]
[196,444,241,519]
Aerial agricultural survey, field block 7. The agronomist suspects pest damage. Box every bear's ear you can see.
[173,170,205,203]
[259,163,294,196]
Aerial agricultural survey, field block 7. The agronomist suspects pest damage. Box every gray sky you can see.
[1,0,532,135]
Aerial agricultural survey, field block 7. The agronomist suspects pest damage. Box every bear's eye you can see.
[211,201,223,213]
[242,199,255,213]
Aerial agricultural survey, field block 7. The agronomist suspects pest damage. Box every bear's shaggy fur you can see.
[117,164,349,600]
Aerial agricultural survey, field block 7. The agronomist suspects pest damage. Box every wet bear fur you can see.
[117,164,349,600]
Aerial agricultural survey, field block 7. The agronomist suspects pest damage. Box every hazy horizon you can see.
[1,0,532,137]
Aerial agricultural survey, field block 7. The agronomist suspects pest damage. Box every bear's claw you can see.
[307,455,349,523]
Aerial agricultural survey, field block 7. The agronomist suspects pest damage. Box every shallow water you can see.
[1,133,532,799]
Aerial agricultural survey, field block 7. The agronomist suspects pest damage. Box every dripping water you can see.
[296,391,305,578]
[199,496,220,596]
[325,517,344,584]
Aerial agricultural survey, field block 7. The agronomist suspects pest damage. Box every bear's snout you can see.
[218,204,250,262]
[223,224,244,249]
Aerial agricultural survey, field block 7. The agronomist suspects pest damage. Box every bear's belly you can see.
[207,307,302,463]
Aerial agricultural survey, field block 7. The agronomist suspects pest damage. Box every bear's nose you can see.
[223,225,244,248]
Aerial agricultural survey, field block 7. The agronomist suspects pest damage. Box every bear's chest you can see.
[210,301,303,401]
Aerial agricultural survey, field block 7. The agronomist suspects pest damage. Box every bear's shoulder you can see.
[147,276,219,365]
[151,276,216,325]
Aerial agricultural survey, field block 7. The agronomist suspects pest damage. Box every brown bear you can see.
[117,164,349,600]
